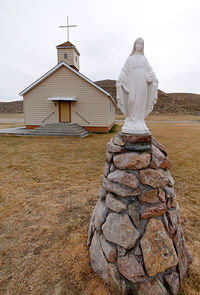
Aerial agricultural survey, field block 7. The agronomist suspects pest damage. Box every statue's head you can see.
[131,37,144,55]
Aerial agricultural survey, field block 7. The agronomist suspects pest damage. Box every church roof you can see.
[19,61,116,105]
[56,41,80,56]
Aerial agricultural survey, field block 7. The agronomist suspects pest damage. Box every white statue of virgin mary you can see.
[116,38,159,134]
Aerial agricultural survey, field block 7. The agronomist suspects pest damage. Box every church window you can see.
[75,56,78,62]
[64,54,68,59]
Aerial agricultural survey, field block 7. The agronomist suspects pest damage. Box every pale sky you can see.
[0,0,200,102]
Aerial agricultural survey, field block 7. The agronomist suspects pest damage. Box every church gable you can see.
[20,62,115,106]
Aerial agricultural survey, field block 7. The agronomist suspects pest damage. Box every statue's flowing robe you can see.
[116,54,158,120]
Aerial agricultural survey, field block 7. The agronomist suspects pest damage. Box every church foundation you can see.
[87,132,192,295]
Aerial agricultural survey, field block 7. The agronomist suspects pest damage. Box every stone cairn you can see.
[87,132,192,295]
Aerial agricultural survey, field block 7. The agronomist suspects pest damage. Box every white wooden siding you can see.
[57,48,79,70]
[23,65,115,127]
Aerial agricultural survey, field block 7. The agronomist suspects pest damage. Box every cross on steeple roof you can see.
[59,16,77,42]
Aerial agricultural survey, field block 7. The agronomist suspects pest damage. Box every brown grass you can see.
[116,113,200,121]
[0,118,200,295]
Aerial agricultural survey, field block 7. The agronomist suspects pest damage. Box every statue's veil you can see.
[130,37,144,56]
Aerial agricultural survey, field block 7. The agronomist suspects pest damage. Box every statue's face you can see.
[135,40,143,53]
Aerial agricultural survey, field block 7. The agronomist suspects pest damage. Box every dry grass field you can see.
[0,117,200,295]
[116,113,200,121]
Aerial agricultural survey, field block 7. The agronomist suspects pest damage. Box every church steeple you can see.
[57,17,80,71]
[56,41,80,71]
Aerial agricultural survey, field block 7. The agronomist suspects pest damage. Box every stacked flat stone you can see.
[87,132,192,295]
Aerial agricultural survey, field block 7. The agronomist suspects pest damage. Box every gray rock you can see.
[128,202,140,228]
[166,209,179,235]
[110,163,115,172]
[117,246,127,257]
[100,234,117,263]
[164,186,176,198]
[134,245,142,256]
[106,151,113,162]
[165,171,175,187]
[137,278,169,295]
[118,253,146,283]
[108,263,127,295]
[113,135,125,146]
[164,272,180,295]
[173,224,193,280]
[90,231,109,283]
[103,161,110,177]
[150,144,166,169]
[106,193,127,213]
[98,185,107,199]
[94,199,108,230]
[101,175,141,198]
[107,140,124,153]
[87,204,97,246]
[151,136,167,155]
[125,143,151,152]
[102,213,140,249]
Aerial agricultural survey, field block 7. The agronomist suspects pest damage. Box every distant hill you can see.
[1,81,200,115]
[0,101,23,113]
[95,79,200,115]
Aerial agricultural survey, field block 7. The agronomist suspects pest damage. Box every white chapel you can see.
[19,19,116,133]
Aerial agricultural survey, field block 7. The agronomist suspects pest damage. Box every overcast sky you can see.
[0,0,200,102]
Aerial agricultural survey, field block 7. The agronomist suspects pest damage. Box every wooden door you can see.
[59,101,71,122]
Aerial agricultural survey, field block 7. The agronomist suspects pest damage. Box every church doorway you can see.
[59,101,71,122]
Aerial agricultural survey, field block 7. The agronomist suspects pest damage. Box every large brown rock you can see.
[102,213,140,249]
[160,158,171,169]
[139,168,170,188]
[113,152,151,170]
[140,203,166,219]
[107,169,139,189]
[121,133,152,143]
[118,254,146,283]
[90,231,109,283]
[139,189,160,204]
[101,175,141,198]
[106,193,127,213]
[141,218,178,276]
